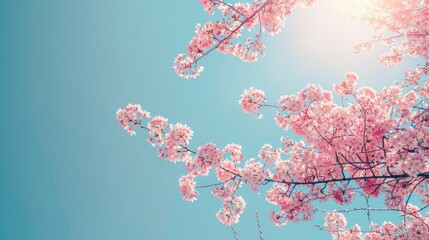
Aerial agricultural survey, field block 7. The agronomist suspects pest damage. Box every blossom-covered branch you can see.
[117,0,429,238]
[173,0,315,78]
[347,0,429,74]
[174,0,429,80]
[116,71,429,238]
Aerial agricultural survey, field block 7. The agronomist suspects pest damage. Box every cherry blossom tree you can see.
[117,0,429,239]
[173,0,428,79]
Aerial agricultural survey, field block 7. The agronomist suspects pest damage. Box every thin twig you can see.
[256,210,264,240]
[231,226,239,240]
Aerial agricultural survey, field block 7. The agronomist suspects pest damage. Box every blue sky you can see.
[0,0,424,239]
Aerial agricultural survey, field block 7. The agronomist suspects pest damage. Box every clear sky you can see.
[0,0,424,240]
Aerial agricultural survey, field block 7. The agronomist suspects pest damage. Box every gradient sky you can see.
[0,0,424,240]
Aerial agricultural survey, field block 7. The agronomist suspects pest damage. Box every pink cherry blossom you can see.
[240,158,269,191]
[118,0,429,237]
[258,144,280,165]
[174,0,312,78]
[147,116,168,146]
[116,104,150,135]
[324,211,347,230]
[333,72,358,96]
[223,143,245,163]
[216,160,238,182]
[179,174,198,202]
[158,123,193,162]
[216,196,246,225]
[239,87,266,117]
[175,0,429,80]
[191,143,223,176]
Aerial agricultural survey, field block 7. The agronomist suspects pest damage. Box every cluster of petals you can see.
[330,185,356,205]
[147,116,168,146]
[379,48,404,67]
[215,160,238,182]
[324,211,347,230]
[239,87,266,116]
[232,36,266,62]
[223,143,245,163]
[258,144,280,165]
[216,196,246,225]
[212,179,241,199]
[116,104,150,135]
[190,143,223,176]
[347,0,429,77]
[268,189,314,226]
[333,72,358,96]
[158,123,193,162]
[178,174,198,202]
[175,0,315,78]
[240,158,269,191]
[405,68,424,85]
[279,137,294,154]
[271,160,292,182]
[354,42,373,54]
[199,0,216,15]
[173,54,204,79]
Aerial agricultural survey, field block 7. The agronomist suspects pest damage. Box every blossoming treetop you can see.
[117,0,429,239]
[173,0,428,79]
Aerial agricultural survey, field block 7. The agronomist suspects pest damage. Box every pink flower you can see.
[216,196,246,225]
[334,72,358,96]
[324,211,347,229]
[116,104,150,135]
[239,87,266,115]
[178,174,198,202]
[158,123,193,162]
[173,54,204,79]
[258,144,280,165]
[199,0,216,15]
[147,116,168,146]
[191,143,223,175]
[216,160,238,182]
[212,180,239,199]
[223,144,244,163]
[240,158,268,191]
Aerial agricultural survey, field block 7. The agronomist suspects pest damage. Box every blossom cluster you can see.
[323,205,429,240]
[117,69,429,236]
[174,0,315,78]
[239,86,266,118]
[347,0,429,79]
[116,105,265,225]
[116,104,150,135]
[119,0,429,237]
[175,0,429,81]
